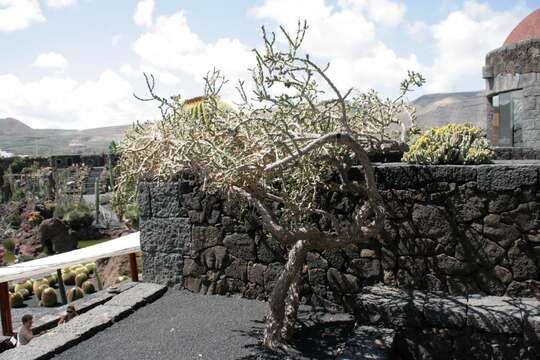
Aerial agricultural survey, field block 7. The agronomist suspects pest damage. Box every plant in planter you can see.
[403,124,493,165]
[114,22,423,351]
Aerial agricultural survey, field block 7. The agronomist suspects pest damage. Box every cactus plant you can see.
[33,279,48,294]
[67,287,84,302]
[403,124,494,165]
[63,271,76,286]
[75,273,88,287]
[47,275,57,288]
[10,292,24,308]
[17,288,30,300]
[8,283,15,292]
[36,284,49,300]
[40,288,58,307]
[23,280,33,294]
[95,177,100,224]
[82,281,96,294]
[14,284,26,294]
[84,262,96,274]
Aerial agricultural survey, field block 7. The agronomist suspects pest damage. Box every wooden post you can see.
[128,253,139,282]
[0,282,13,336]
[57,269,67,305]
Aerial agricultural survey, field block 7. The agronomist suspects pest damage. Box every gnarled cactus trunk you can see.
[263,239,307,349]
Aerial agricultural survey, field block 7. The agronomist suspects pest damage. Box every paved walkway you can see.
[52,290,367,360]
[54,290,268,360]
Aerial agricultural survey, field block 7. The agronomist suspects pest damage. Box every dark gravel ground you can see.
[52,289,355,360]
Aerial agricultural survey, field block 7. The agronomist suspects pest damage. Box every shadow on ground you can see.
[237,310,355,360]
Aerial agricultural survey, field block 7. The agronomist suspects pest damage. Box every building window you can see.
[491,93,514,146]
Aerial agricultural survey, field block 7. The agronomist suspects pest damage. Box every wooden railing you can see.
[0,232,140,336]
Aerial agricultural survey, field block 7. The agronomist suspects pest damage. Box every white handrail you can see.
[0,232,140,283]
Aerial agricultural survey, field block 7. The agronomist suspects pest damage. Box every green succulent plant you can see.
[17,288,30,300]
[33,279,48,294]
[40,288,57,307]
[62,271,76,286]
[10,292,24,308]
[82,281,96,294]
[67,287,84,302]
[84,262,96,274]
[36,284,49,300]
[403,124,494,165]
[75,273,88,287]
[47,275,57,288]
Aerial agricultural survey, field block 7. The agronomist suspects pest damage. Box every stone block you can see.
[247,263,266,285]
[224,258,247,281]
[467,296,523,334]
[200,246,227,270]
[191,226,223,253]
[306,252,329,269]
[337,326,395,360]
[149,183,181,217]
[423,294,467,328]
[477,165,537,191]
[327,268,360,293]
[223,233,256,261]
[348,258,381,279]
[140,217,190,254]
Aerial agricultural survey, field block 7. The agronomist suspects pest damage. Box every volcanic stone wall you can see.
[139,162,540,306]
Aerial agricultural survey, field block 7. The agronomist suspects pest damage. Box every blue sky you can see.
[0,0,539,129]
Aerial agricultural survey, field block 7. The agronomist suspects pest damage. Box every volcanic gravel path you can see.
[53,289,269,360]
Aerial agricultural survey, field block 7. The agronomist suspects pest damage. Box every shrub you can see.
[13,190,25,201]
[403,124,494,165]
[8,214,21,229]
[3,239,15,252]
[62,203,94,231]
[9,158,26,174]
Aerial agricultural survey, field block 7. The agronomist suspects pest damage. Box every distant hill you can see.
[0,118,131,156]
[411,91,487,130]
[0,117,34,136]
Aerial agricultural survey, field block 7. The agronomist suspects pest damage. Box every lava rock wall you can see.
[139,162,540,305]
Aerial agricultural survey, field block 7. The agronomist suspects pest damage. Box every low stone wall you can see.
[356,285,540,360]
[139,161,540,306]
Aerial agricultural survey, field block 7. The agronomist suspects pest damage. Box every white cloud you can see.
[0,0,45,32]
[251,0,420,94]
[337,0,406,27]
[46,0,76,8]
[134,0,154,27]
[427,1,528,92]
[32,52,68,69]
[133,11,253,90]
[112,33,123,46]
[0,71,158,129]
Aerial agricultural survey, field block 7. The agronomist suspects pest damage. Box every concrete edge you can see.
[0,283,167,360]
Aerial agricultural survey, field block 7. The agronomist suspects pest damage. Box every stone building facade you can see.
[484,9,540,148]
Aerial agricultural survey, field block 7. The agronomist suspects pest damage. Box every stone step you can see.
[0,283,167,360]
[337,326,395,360]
